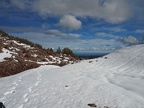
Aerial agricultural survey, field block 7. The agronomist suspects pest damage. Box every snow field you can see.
[0,44,144,108]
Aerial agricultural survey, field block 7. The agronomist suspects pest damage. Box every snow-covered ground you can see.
[0,48,12,62]
[0,44,144,108]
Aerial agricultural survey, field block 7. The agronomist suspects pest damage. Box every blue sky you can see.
[0,0,144,54]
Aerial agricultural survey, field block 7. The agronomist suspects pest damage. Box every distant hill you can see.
[78,53,108,59]
[0,30,79,77]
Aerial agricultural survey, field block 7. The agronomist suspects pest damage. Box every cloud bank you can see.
[4,0,142,24]
[45,29,80,38]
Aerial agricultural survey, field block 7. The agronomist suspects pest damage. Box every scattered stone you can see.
[104,57,108,59]
[65,85,68,87]
[104,106,109,108]
[0,102,5,108]
[4,57,13,61]
[87,103,97,107]
[0,49,2,53]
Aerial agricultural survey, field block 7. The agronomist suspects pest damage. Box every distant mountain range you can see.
[77,53,109,59]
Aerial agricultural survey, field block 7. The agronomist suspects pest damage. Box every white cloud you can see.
[88,39,117,46]
[0,26,40,32]
[10,29,80,39]
[11,31,80,48]
[10,0,28,10]
[41,23,50,30]
[2,0,144,24]
[58,15,82,30]
[135,29,144,34]
[100,0,131,23]
[45,29,80,38]
[119,36,140,45]
[95,32,118,39]
[101,27,127,33]
[33,0,132,24]
[0,0,11,8]
[109,28,126,33]
[5,0,135,24]
[68,33,80,38]
[96,32,107,36]
[11,31,121,52]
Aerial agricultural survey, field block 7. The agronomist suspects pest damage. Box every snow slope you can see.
[0,44,144,108]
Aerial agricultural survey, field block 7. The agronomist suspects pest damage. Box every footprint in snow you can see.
[13,82,18,86]
[28,87,32,92]
[37,77,41,81]
[0,97,6,101]
[19,76,22,80]
[10,87,16,90]
[23,93,28,98]
[35,81,39,86]
[23,93,29,103]
[18,79,22,82]
[17,104,23,108]
[24,98,28,103]
[4,89,15,95]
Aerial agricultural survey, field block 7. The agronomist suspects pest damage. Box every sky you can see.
[0,0,144,54]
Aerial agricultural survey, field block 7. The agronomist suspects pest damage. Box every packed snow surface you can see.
[0,44,144,108]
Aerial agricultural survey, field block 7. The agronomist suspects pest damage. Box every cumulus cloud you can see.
[118,36,140,45]
[58,15,82,30]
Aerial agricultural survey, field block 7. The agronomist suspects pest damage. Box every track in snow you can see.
[0,44,144,108]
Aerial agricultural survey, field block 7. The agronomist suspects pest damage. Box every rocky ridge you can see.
[0,34,78,77]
